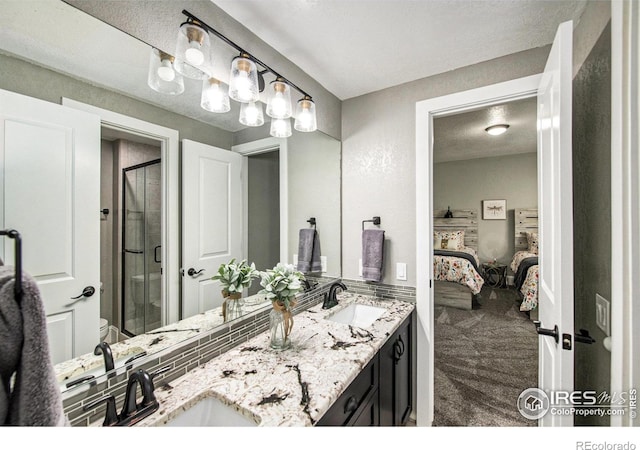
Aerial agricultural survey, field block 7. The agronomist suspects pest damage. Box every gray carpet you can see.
[433,286,538,426]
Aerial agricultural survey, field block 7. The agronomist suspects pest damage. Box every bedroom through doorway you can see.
[431,97,540,426]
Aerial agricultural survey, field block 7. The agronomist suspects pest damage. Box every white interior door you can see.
[536,20,574,427]
[181,139,243,318]
[0,88,100,364]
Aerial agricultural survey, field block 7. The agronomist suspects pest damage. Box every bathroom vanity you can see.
[126,292,415,427]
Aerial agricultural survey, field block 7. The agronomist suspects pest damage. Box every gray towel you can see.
[296,229,322,274]
[362,229,385,282]
[0,267,67,426]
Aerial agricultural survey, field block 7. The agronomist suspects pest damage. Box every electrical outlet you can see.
[358,258,363,276]
[595,294,610,336]
[321,256,327,273]
[396,262,407,281]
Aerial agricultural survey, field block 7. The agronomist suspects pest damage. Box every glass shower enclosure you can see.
[122,159,162,336]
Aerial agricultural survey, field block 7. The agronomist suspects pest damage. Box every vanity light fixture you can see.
[239,101,264,127]
[174,19,211,80]
[147,48,185,95]
[201,77,230,113]
[266,78,292,119]
[485,124,510,136]
[270,117,292,138]
[151,10,317,134]
[294,96,317,132]
[228,54,260,103]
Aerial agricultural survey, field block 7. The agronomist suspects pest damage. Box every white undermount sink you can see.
[326,303,386,328]
[163,396,258,427]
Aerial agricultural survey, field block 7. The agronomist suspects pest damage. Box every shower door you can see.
[122,159,162,336]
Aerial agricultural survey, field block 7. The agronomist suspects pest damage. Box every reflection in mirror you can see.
[0,1,341,394]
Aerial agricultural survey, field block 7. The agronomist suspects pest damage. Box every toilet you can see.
[99,318,109,341]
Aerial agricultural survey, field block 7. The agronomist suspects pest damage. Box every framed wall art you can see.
[482,199,506,220]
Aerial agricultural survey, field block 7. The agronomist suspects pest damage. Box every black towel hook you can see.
[0,229,23,305]
[362,216,381,231]
[307,217,316,229]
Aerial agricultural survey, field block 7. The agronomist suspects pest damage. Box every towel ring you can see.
[362,216,381,231]
[307,217,316,229]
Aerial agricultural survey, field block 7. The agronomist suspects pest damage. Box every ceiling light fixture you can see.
[147,48,184,95]
[148,10,317,136]
[485,124,510,136]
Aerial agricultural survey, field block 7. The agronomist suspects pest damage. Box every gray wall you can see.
[100,140,115,326]
[433,153,538,268]
[248,151,280,295]
[288,131,342,277]
[341,45,551,286]
[573,21,611,427]
[0,53,234,149]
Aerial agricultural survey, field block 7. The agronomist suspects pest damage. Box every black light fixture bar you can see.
[182,10,313,100]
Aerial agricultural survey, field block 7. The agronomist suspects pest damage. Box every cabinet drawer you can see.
[317,356,379,426]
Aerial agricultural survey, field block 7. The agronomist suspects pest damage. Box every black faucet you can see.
[94,341,114,372]
[323,281,347,309]
[118,366,170,426]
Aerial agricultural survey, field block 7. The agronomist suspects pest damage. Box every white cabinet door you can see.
[536,20,574,427]
[181,139,243,318]
[0,89,100,364]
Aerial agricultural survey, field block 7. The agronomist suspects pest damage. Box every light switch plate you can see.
[396,262,407,281]
[321,256,327,273]
[358,258,363,276]
[595,293,610,336]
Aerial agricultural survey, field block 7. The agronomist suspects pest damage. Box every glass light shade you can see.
[228,56,259,103]
[239,101,264,127]
[266,79,292,119]
[201,78,230,113]
[174,21,211,80]
[147,48,184,95]
[294,97,317,132]
[270,118,292,138]
[485,124,509,136]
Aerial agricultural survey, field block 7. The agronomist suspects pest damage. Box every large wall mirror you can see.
[0,1,341,395]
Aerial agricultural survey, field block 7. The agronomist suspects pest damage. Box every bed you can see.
[510,208,539,313]
[433,209,485,310]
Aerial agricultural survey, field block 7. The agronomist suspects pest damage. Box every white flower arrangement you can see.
[212,259,259,295]
[258,262,306,310]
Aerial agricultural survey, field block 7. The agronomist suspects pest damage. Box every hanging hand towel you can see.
[296,229,322,274]
[0,267,67,426]
[362,229,385,282]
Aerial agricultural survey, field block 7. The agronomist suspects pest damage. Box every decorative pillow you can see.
[526,232,539,254]
[434,230,465,250]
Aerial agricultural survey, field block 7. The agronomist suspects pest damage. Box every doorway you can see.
[430,98,539,426]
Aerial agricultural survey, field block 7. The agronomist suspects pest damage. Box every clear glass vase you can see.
[225,297,244,322]
[269,306,290,350]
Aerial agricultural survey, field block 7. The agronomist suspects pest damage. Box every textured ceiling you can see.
[212,0,588,100]
[433,97,537,163]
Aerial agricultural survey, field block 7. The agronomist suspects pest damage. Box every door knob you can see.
[575,328,596,344]
[533,320,559,344]
[187,268,205,277]
[70,286,96,300]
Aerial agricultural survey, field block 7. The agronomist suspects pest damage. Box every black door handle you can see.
[575,328,596,344]
[70,286,96,300]
[154,245,161,263]
[533,321,559,344]
[187,268,205,277]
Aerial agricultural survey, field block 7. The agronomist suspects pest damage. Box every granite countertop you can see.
[135,292,415,427]
[56,293,271,387]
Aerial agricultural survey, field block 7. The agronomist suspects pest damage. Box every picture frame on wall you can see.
[482,199,507,220]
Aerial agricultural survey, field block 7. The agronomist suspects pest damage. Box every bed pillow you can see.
[526,232,539,254]
[434,230,465,250]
